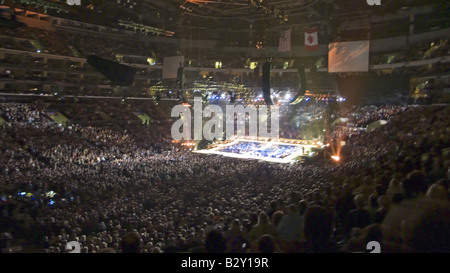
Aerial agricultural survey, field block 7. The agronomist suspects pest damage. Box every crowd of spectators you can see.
[333,105,407,128]
[0,102,51,124]
[0,18,173,61]
[0,3,448,257]
[370,38,449,65]
[287,101,408,142]
[328,105,408,142]
[0,99,448,253]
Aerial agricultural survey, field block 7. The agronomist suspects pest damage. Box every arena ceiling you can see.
[96,1,445,28]
[5,0,449,39]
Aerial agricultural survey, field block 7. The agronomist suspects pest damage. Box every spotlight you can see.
[331,155,340,162]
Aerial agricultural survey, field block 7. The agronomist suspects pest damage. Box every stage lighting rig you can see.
[248,0,288,23]
[118,20,175,37]
[9,0,70,13]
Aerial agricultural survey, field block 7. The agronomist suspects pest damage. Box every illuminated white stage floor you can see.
[194,137,324,164]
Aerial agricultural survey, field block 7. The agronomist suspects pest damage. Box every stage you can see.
[193,137,324,164]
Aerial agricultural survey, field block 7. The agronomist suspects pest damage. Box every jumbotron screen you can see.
[328,40,370,73]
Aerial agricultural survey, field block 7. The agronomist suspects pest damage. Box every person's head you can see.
[402,170,427,198]
[304,205,334,244]
[242,220,253,233]
[276,199,285,211]
[313,191,322,202]
[353,194,365,209]
[256,211,270,226]
[436,178,449,193]
[286,204,298,215]
[377,195,389,208]
[375,184,386,197]
[426,183,448,202]
[98,247,116,253]
[257,234,276,253]
[204,229,226,253]
[271,211,284,227]
[269,201,277,211]
[405,206,450,253]
[297,200,308,215]
[389,175,402,188]
[230,219,241,233]
[120,231,142,253]
[364,223,384,243]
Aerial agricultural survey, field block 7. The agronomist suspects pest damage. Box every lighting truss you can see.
[9,0,70,13]
[248,0,288,22]
[118,20,175,37]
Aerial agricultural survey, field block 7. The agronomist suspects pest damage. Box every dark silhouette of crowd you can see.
[0,99,448,253]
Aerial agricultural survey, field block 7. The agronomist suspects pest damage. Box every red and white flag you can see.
[278,28,291,52]
[304,26,318,51]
